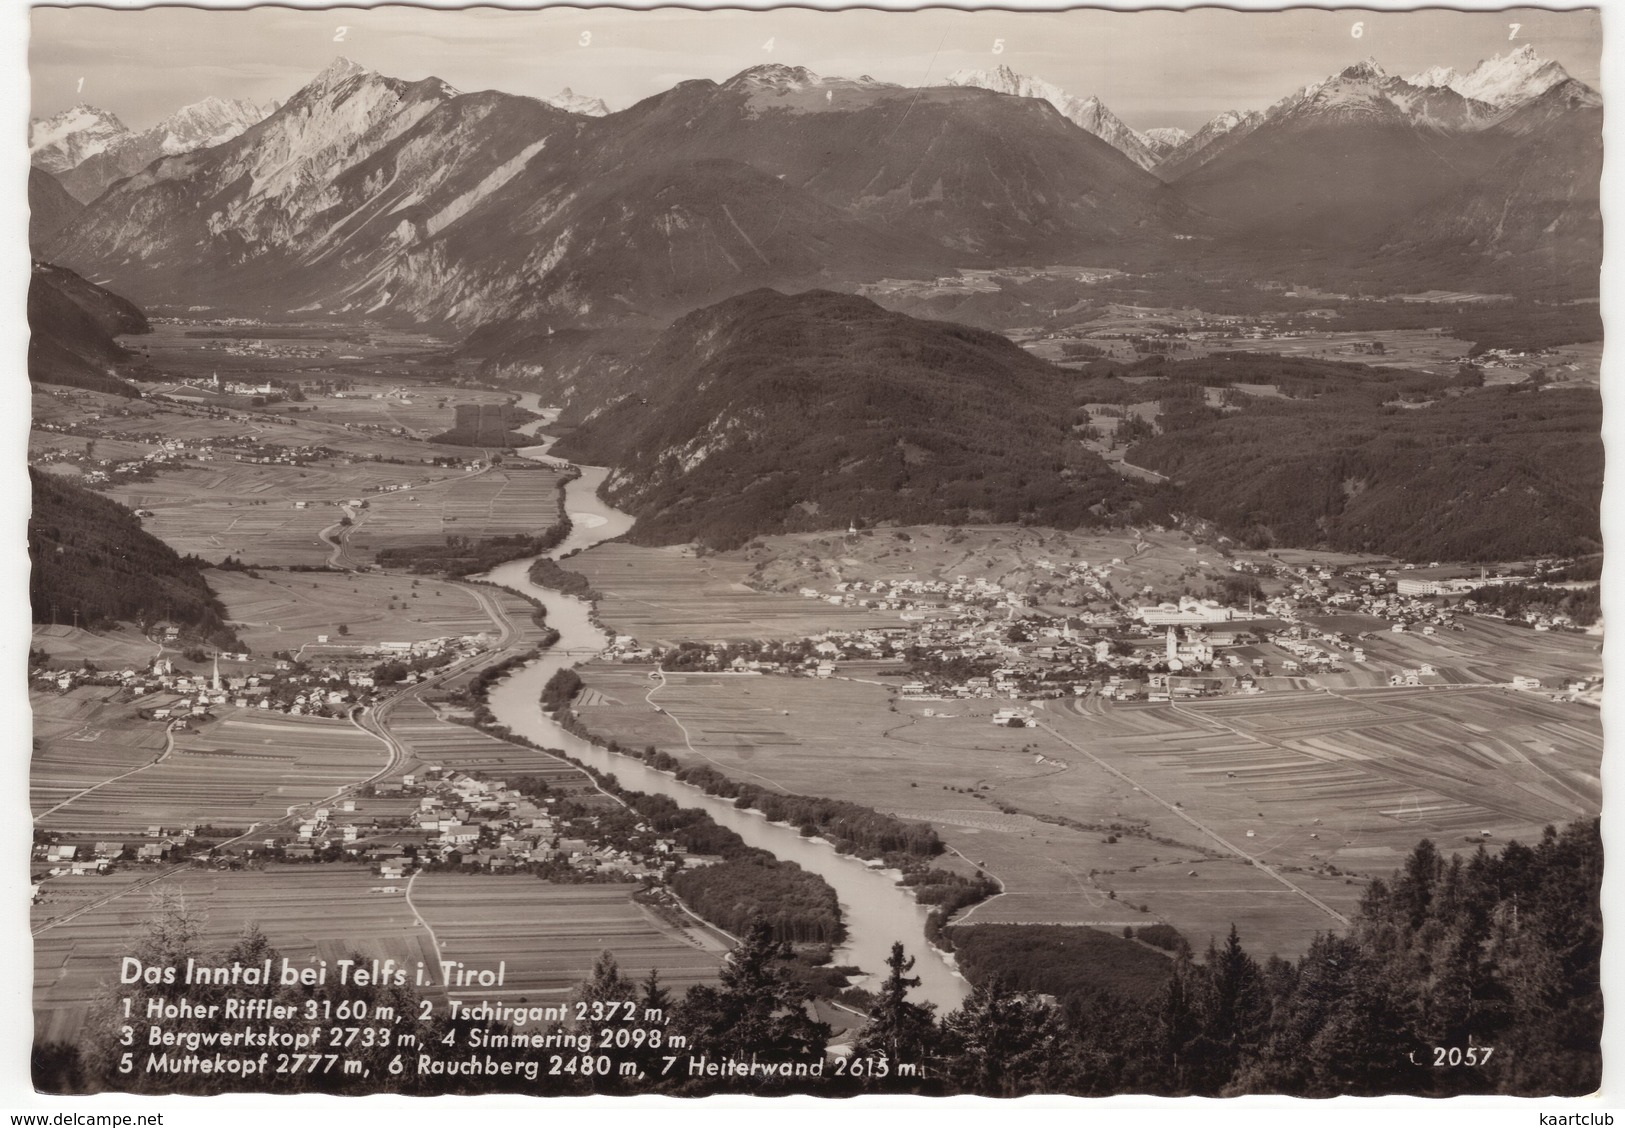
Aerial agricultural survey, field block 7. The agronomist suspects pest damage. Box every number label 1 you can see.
[76,76,84,93]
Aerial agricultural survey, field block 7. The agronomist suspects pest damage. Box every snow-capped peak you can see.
[1448,44,1571,107]
[944,65,1161,170]
[1408,64,1461,89]
[1338,57,1389,82]
[544,87,610,116]
[28,104,131,173]
[153,96,276,154]
[945,64,1028,96]
[1142,127,1190,149]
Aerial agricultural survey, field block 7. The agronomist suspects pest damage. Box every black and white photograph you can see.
[16,0,1609,1110]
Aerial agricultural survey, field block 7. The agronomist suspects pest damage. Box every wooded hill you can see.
[29,470,238,647]
[1115,353,1601,561]
[549,293,1598,563]
[28,260,147,398]
[552,288,1147,548]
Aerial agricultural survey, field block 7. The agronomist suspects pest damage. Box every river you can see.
[474,401,969,1010]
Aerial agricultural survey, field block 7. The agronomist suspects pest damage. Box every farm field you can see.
[568,543,935,644]
[1180,328,1473,373]
[30,625,158,667]
[32,703,387,834]
[1020,310,1488,376]
[107,462,470,565]
[31,686,170,816]
[288,383,509,438]
[104,459,561,568]
[30,868,721,1044]
[410,878,724,1003]
[1349,617,1602,686]
[573,664,1600,958]
[383,696,605,795]
[346,465,565,558]
[31,867,438,1044]
[486,588,554,648]
[212,570,499,653]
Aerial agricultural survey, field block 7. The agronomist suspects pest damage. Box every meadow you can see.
[573,664,1600,959]
[410,878,724,1003]
[30,625,158,667]
[212,570,498,653]
[32,701,387,834]
[31,868,417,1043]
[567,544,900,644]
[346,465,565,560]
[30,867,721,1044]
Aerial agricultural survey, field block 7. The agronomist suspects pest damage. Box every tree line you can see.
[29,470,240,648]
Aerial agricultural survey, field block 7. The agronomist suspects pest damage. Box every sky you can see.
[29,3,1604,134]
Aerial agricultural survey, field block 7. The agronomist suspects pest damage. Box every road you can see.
[33,719,180,824]
[316,510,357,569]
[404,872,447,970]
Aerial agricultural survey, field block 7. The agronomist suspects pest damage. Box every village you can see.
[29,630,491,720]
[33,760,718,891]
[595,551,1600,707]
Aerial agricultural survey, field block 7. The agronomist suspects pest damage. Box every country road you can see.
[33,719,180,824]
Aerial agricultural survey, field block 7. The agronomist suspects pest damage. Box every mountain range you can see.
[32,47,1601,343]
[32,95,277,203]
[1173,57,1600,270]
[932,44,1575,181]
[41,58,1184,333]
[946,65,1168,170]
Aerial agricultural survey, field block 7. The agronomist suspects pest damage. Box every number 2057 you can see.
[1433,1046,1494,1067]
